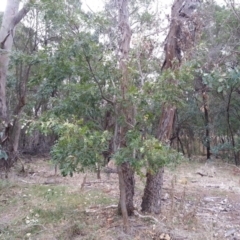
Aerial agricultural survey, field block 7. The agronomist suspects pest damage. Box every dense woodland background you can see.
[1,0,240,232]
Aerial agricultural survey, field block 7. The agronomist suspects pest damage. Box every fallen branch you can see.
[196,171,208,177]
[85,180,117,184]
[85,208,98,214]
[134,210,159,223]
[103,204,118,209]
[19,179,34,184]
[206,185,220,188]
[85,204,118,214]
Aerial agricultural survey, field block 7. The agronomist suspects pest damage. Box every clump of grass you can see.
[0,180,17,191]
[57,222,88,240]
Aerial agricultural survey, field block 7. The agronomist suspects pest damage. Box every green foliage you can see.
[7,0,240,180]
[51,127,110,176]
[114,129,185,175]
[32,117,111,176]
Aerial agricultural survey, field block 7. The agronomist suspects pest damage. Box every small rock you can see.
[159,233,171,240]
[220,198,228,204]
[225,229,236,237]
[179,178,188,185]
[162,193,170,200]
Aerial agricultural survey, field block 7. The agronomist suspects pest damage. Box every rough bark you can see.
[141,0,200,214]
[157,104,176,143]
[141,168,164,214]
[117,162,135,216]
[116,0,135,224]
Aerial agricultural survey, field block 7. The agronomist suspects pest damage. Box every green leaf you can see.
[217,86,223,93]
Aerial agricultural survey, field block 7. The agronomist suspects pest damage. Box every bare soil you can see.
[0,157,240,240]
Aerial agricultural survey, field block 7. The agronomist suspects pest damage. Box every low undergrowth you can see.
[1,158,240,240]
[0,178,115,240]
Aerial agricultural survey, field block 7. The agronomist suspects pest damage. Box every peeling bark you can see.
[141,0,201,214]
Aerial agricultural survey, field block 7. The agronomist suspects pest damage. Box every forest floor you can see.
[0,156,240,240]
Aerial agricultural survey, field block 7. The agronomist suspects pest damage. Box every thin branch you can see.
[228,0,240,23]
[85,55,115,105]
[12,1,33,27]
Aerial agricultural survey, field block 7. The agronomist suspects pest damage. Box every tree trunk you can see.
[0,0,31,124]
[118,162,135,216]
[0,1,20,123]
[0,0,32,166]
[202,91,211,159]
[116,0,135,226]
[141,168,164,214]
[141,0,201,214]
[141,105,176,214]
[226,88,239,165]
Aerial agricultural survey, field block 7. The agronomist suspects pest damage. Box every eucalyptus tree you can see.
[114,0,135,231]
[0,0,35,167]
[141,0,201,214]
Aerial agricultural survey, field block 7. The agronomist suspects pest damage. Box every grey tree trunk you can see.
[0,0,33,172]
[116,0,135,231]
[0,0,31,123]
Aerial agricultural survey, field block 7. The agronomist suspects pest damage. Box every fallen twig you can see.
[103,204,118,209]
[134,210,159,223]
[85,180,117,184]
[196,171,208,177]
[85,204,118,214]
[19,179,34,184]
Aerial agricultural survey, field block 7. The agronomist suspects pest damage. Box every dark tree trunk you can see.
[226,88,239,165]
[141,168,164,214]
[141,105,176,214]
[178,136,185,155]
[118,162,135,216]
[96,164,101,179]
[202,91,211,159]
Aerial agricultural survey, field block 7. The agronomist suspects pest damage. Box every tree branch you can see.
[12,1,34,27]
[84,55,115,105]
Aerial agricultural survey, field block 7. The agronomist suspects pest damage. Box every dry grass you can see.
[0,157,240,239]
